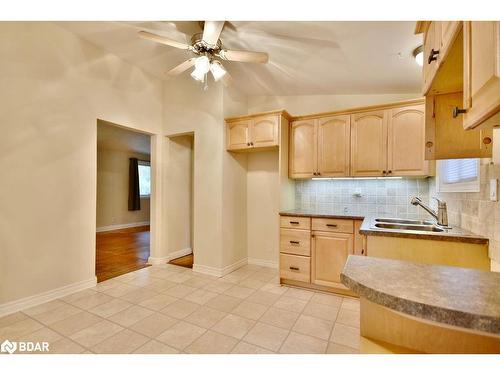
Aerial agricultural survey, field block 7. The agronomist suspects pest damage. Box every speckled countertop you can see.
[279,209,488,244]
[360,216,488,244]
[341,255,500,334]
[279,208,367,220]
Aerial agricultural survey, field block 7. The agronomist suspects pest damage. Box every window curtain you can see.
[128,158,141,211]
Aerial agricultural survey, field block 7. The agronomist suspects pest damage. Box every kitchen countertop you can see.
[279,209,488,244]
[279,208,366,220]
[341,255,500,334]
[360,216,488,244]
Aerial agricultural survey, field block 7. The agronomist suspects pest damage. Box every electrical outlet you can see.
[490,179,498,201]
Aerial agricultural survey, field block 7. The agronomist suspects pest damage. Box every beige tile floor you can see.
[0,263,360,354]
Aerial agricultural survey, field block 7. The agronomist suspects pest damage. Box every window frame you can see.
[138,160,151,198]
[437,158,480,193]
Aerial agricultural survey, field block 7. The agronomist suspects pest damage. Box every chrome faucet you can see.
[410,196,449,227]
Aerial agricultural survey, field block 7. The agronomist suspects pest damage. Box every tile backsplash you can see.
[430,159,500,269]
[295,178,430,217]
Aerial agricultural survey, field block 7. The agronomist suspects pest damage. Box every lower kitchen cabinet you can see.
[279,253,311,283]
[279,215,365,296]
[311,231,353,288]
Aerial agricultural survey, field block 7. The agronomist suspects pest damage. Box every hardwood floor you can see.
[96,225,151,282]
[169,253,194,269]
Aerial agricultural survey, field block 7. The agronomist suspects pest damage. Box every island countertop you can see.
[341,255,500,335]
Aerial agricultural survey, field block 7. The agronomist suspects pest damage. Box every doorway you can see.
[96,120,152,282]
[167,134,194,268]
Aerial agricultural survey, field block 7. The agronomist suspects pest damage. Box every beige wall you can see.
[247,151,280,265]
[166,135,193,254]
[96,148,150,230]
[247,93,421,115]
[162,80,225,270]
[0,22,162,306]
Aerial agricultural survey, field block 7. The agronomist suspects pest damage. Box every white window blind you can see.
[438,158,480,193]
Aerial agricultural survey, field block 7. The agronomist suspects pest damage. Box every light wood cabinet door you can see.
[440,21,461,57]
[427,92,493,159]
[289,120,317,178]
[350,110,388,176]
[387,104,428,176]
[312,231,353,287]
[423,21,441,95]
[317,115,350,177]
[463,21,500,129]
[250,115,279,148]
[226,120,250,150]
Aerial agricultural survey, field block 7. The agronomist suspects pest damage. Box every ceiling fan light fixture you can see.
[413,45,424,66]
[190,67,206,82]
[210,60,227,81]
[194,55,210,74]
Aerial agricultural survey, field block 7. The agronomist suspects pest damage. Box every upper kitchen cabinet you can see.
[387,104,429,176]
[425,92,493,159]
[289,119,317,178]
[417,21,500,130]
[289,115,350,178]
[463,21,500,130]
[226,110,290,152]
[226,119,251,151]
[317,115,351,177]
[350,110,388,176]
[289,99,429,178]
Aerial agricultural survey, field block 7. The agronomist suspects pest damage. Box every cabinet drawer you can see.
[280,216,311,230]
[280,254,310,283]
[312,218,354,233]
[280,229,310,256]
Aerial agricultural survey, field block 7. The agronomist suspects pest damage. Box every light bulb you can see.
[190,67,205,82]
[210,60,227,82]
[194,56,210,74]
[415,51,423,66]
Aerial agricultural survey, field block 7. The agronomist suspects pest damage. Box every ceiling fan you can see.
[138,21,269,86]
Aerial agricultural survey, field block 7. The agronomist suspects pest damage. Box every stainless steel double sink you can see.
[373,218,445,232]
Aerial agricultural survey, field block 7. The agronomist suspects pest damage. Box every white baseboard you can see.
[148,247,192,265]
[0,277,97,318]
[247,257,279,269]
[96,221,150,233]
[168,247,192,261]
[193,257,247,278]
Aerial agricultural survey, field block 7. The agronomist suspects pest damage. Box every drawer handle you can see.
[289,266,300,271]
[289,240,300,245]
[289,221,300,225]
[326,224,338,228]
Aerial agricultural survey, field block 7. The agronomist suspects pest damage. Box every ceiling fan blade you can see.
[166,58,196,76]
[138,30,191,50]
[218,49,269,64]
[202,21,225,47]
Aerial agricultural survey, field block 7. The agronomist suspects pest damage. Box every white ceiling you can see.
[59,21,423,96]
[97,120,151,155]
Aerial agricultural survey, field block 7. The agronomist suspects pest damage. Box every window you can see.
[138,161,151,197]
[437,158,480,193]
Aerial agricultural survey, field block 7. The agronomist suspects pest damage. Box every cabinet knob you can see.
[387,170,392,174]
[426,141,434,148]
[382,170,387,175]
[246,142,250,146]
[361,249,365,255]
[483,137,492,145]
[452,107,467,118]
[250,142,254,146]
[428,48,440,64]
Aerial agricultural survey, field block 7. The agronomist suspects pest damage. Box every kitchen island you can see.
[341,255,500,353]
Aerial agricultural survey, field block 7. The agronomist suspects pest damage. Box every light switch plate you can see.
[491,179,498,201]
